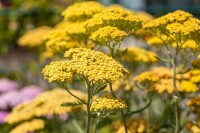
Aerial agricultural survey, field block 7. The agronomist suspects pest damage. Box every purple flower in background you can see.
[0,78,18,94]
[0,91,21,110]
[0,85,42,110]
[20,85,42,102]
[0,111,9,124]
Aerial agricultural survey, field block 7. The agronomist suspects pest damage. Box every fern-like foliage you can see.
[60,101,84,107]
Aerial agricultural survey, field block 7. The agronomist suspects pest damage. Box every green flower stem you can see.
[63,84,87,105]
[109,83,128,133]
[162,40,180,133]
[86,85,92,133]
[125,97,152,116]
[172,56,180,133]
[94,118,101,133]
[72,119,85,133]
[147,105,150,133]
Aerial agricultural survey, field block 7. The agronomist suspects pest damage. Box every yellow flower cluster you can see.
[143,10,200,46]
[104,78,132,92]
[90,26,128,45]
[134,67,172,83]
[45,28,78,53]
[178,69,200,83]
[90,95,127,113]
[120,47,158,63]
[179,80,198,93]
[85,6,142,34]
[64,48,129,83]
[144,10,192,30]
[64,22,88,40]
[134,67,198,93]
[6,89,87,124]
[113,118,147,133]
[18,26,52,47]
[10,119,45,133]
[187,94,200,114]
[185,120,200,133]
[42,61,73,83]
[61,1,104,22]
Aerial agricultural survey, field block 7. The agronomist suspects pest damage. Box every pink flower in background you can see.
[0,78,18,94]
[0,85,42,110]
[0,111,9,124]
[20,85,42,102]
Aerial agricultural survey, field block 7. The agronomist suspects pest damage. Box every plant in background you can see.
[6,88,86,133]
[143,10,200,133]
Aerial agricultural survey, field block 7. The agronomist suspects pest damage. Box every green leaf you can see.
[60,101,84,107]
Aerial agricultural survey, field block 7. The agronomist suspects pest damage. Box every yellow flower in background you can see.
[104,78,132,92]
[64,21,88,40]
[185,119,200,133]
[120,47,158,63]
[64,48,129,83]
[42,61,73,83]
[154,79,181,94]
[10,119,45,133]
[187,95,200,114]
[90,95,127,115]
[114,118,147,133]
[134,67,198,94]
[145,36,165,46]
[90,26,128,45]
[45,29,78,53]
[61,1,104,22]
[18,26,52,47]
[6,89,87,124]
[179,80,198,93]
[179,69,200,83]
[134,67,172,83]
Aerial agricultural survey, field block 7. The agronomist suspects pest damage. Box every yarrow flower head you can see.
[120,47,158,63]
[10,119,45,133]
[90,95,127,117]
[64,48,129,83]
[143,10,200,46]
[85,6,142,34]
[134,67,198,94]
[42,61,73,83]
[61,1,104,22]
[90,26,128,45]
[45,28,78,54]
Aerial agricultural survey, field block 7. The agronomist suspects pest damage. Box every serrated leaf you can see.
[60,101,84,107]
